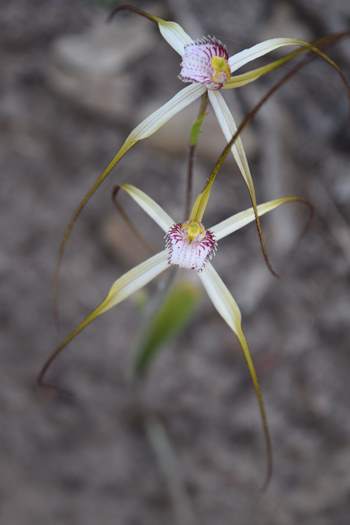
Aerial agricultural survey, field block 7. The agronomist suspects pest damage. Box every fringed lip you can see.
[179,36,231,90]
[165,223,218,271]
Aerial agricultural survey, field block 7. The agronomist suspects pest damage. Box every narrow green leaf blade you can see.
[134,281,201,377]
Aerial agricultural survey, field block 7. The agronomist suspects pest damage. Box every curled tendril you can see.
[107,4,160,25]
[37,360,74,402]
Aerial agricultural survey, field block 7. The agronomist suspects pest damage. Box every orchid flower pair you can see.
[44,5,348,486]
[58,4,337,274]
[40,167,302,483]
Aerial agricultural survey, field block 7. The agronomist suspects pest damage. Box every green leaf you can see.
[134,281,201,378]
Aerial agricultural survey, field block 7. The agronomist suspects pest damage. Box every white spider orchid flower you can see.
[40,182,302,485]
[60,5,337,260]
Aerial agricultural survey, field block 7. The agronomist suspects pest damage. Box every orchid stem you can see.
[185,93,208,220]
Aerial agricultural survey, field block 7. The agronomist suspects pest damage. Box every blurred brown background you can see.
[1,1,350,524]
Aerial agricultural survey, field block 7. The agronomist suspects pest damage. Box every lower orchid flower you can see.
[57,4,342,278]
[39,180,304,486]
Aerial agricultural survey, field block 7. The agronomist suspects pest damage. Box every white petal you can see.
[121,184,175,233]
[208,90,256,199]
[98,251,169,315]
[42,252,170,379]
[157,20,193,55]
[69,85,205,225]
[229,37,306,72]
[57,84,205,286]
[199,263,241,329]
[199,263,272,485]
[211,196,299,241]
[130,83,206,141]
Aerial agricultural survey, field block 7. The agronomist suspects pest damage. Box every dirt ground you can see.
[1,1,350,524]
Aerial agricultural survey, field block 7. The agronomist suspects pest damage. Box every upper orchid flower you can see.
[39,177,303,486]
[58,4,338,275]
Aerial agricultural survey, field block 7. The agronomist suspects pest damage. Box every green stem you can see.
[185,92,209,220]
[131,267,178,381]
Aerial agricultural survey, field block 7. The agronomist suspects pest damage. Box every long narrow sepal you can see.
[108,4,192,55]
[40,251,169,389]
[208,91,254,198]
[190,33,350,229]
[54,83,205,304]
[199,263,273,489]
[226,35,348,92]
[189,90,254,224]
[120,184,175,233]
[229,37,328,72]
[224,49,303,89]
[98,250,169,313]
[203,39,349,244]
[157,20,193,55]
[188,172,214,224]
[207,90,277,276]
[211,196,302,241]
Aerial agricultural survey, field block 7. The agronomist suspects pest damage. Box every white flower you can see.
[60,6,323,259]
[40,182,302,485]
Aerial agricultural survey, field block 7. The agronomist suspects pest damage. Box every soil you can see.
[1,1,350,524]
